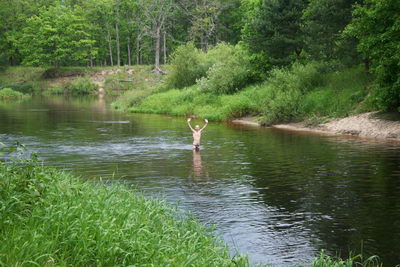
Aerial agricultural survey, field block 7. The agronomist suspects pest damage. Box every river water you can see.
[1,96,400,266]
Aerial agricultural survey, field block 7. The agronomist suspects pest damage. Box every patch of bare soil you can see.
[46,69,123,94]
[231,116,261,127]
[273,112,400,140]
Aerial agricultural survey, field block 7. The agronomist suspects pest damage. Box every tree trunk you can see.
[136,37,140,65]
[204,33,209,52]
[115,0,121,66]
[115,23,120,66]
[155,26,161,70]
[127,41,131,66]
[364,58,370,72]
[163,31,167,64]
[200,36,207,52]
[107,30,114,66]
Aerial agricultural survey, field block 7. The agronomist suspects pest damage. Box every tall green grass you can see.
[129,85,261,121]
[301,66,371,118]
[64,77,98,95]
[0,87,27,100]
[112,88,158,110]
[312,250,382,267]
[0,161,249,266]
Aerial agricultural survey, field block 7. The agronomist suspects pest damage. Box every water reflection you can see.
[191,150,209,180]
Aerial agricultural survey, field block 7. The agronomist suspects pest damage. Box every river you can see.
[1,96,399,266]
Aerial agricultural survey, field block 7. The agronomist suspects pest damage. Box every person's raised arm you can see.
[200,119,208,131]
[187,118,195,132]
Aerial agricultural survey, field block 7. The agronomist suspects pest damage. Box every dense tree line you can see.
[0,0,399,109]
[0,0,242,68]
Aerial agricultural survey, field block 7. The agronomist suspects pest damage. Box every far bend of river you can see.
[1,96,400,266]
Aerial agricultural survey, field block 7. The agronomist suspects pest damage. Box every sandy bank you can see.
[234,112,400,141]
[231,116,261,127]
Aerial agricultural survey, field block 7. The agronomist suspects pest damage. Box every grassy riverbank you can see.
[108,43,378,125]
[0,161,248,266]
[114,63,371,124]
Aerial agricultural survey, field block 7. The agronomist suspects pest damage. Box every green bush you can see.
[302,66,370,118]
[130,85,259,121]
[346,0,400,111]
[259,62,323,124]
[198,44,252,94]
[0,88,25,100]
[43,87,64,95]
[111,88,156,110]
[65,77,98,95]
[0,83,33,94]
[165,43,208,89]
[262,85,304,124]
[104,72,132,92]
[257,63,371,124]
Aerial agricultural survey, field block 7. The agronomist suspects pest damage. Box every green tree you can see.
[83,0,117,66]
[243,0,307,66]
[0,0,57,65]
[138,0,174,71]
[302,0,361,63]
[17,5,97,66]
[346,0,400,110]
[217,0,243,44]
[177,0,221,51]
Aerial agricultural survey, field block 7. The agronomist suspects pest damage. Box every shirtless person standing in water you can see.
[187,118,208,151]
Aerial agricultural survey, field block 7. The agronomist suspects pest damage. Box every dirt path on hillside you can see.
[46,68,127,95]
[234,112,400,141]
[90,69,124,94]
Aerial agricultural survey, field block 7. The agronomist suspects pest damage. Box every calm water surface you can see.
[1,96,400,266]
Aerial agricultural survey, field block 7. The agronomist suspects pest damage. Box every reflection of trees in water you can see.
[238,129,400,264]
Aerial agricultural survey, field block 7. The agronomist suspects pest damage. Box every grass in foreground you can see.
[312,250,382,267]
[0,161,248,266]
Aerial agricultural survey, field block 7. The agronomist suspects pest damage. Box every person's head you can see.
[195,125,200,131]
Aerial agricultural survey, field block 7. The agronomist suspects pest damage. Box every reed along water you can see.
[1,96,399,266]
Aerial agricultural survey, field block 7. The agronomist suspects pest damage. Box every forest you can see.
[1,0,399,115]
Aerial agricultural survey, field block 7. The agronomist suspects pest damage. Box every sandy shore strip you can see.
[231,116,261,127]
[233,112,400,141]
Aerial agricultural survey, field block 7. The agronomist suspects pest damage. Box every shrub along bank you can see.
[113,43,371,125]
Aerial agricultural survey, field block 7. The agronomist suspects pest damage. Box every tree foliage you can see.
[0,0,399,112]
[302,0,360,63]
[346,0,400,110]
[243,0,308,66]
[17,5,96,66]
